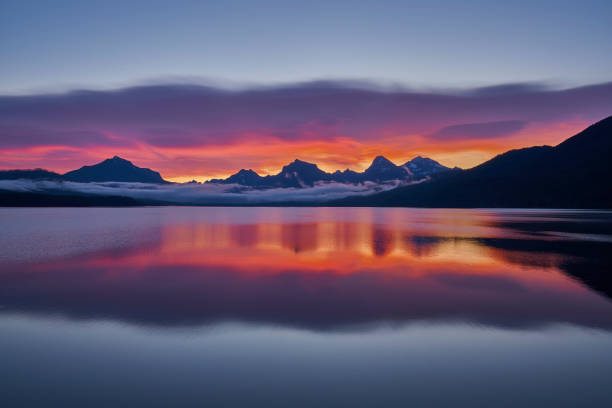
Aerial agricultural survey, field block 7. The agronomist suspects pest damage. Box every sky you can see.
[1,0,611,181]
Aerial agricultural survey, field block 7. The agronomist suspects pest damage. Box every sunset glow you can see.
[1,83,609,181]
[2,1,612,406]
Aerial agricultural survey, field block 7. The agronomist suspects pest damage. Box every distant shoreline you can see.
[2,191,611,210]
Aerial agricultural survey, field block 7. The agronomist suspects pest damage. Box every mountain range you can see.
[207,155,451,188]
[337,115,612,208]
[0,154,451,187]
[1,115,611,208]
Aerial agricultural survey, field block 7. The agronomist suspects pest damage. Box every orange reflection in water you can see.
[3,207,612,330]
[83,215,576,295]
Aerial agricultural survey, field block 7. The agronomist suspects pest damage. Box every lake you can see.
[1,207,611,407]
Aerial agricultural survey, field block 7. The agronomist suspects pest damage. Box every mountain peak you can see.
[276,159,329,186]
[286,158,315,168]
[363,155,407,181]
[64,156,167,183]
[103,156,134,166]
[366,156,397,171]
[403,156,450,177]
[213,168,264,186]
[282,159,319,171]
[371,155,394,165]
[407,156,436,165]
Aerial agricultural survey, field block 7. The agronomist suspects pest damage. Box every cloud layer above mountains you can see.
[1,80,611,180]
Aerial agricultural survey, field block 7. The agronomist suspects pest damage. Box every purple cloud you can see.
[0,124,117,148]
[1,80,611,149]
[429,120,527,140]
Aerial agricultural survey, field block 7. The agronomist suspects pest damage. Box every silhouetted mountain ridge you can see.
[64,156,168,183]
[0,169,63,180]
[3,116,610,208]
[1,154,449,188]
[207,155,450,188]
[0,156,168,184]
[217,169,264,186]
[336,116,612,208]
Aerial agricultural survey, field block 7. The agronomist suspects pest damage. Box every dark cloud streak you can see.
[1,80,611,149]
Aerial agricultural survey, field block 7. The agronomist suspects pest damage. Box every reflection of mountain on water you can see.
[481,238,612,301]
[407,235,612,301]
[1,209,611,331]
[2,255,611,331]
[486,214,612,301]
[1,242,611,331]
[372,228,395,257]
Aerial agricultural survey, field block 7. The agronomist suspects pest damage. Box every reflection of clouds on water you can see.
[1,253,611,331]
[1,208,611,331]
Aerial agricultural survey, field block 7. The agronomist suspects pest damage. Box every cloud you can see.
[428,120,527,141]
[467,82,550,96]
[1,80,611,150]
[0,178,404,204]
[0,125,116,148]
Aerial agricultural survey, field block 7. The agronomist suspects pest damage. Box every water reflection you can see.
[0,208,611,330]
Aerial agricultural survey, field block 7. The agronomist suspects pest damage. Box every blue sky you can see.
[1,0,611,94]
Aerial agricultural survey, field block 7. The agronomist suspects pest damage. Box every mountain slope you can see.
[0,169,63,180]
[337,116,612,208]
[63,156,168,183]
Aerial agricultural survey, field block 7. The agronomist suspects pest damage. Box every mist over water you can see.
[1,207,611,407]
[0,178,400,203]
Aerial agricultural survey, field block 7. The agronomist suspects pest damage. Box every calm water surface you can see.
[1,207,611,407]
